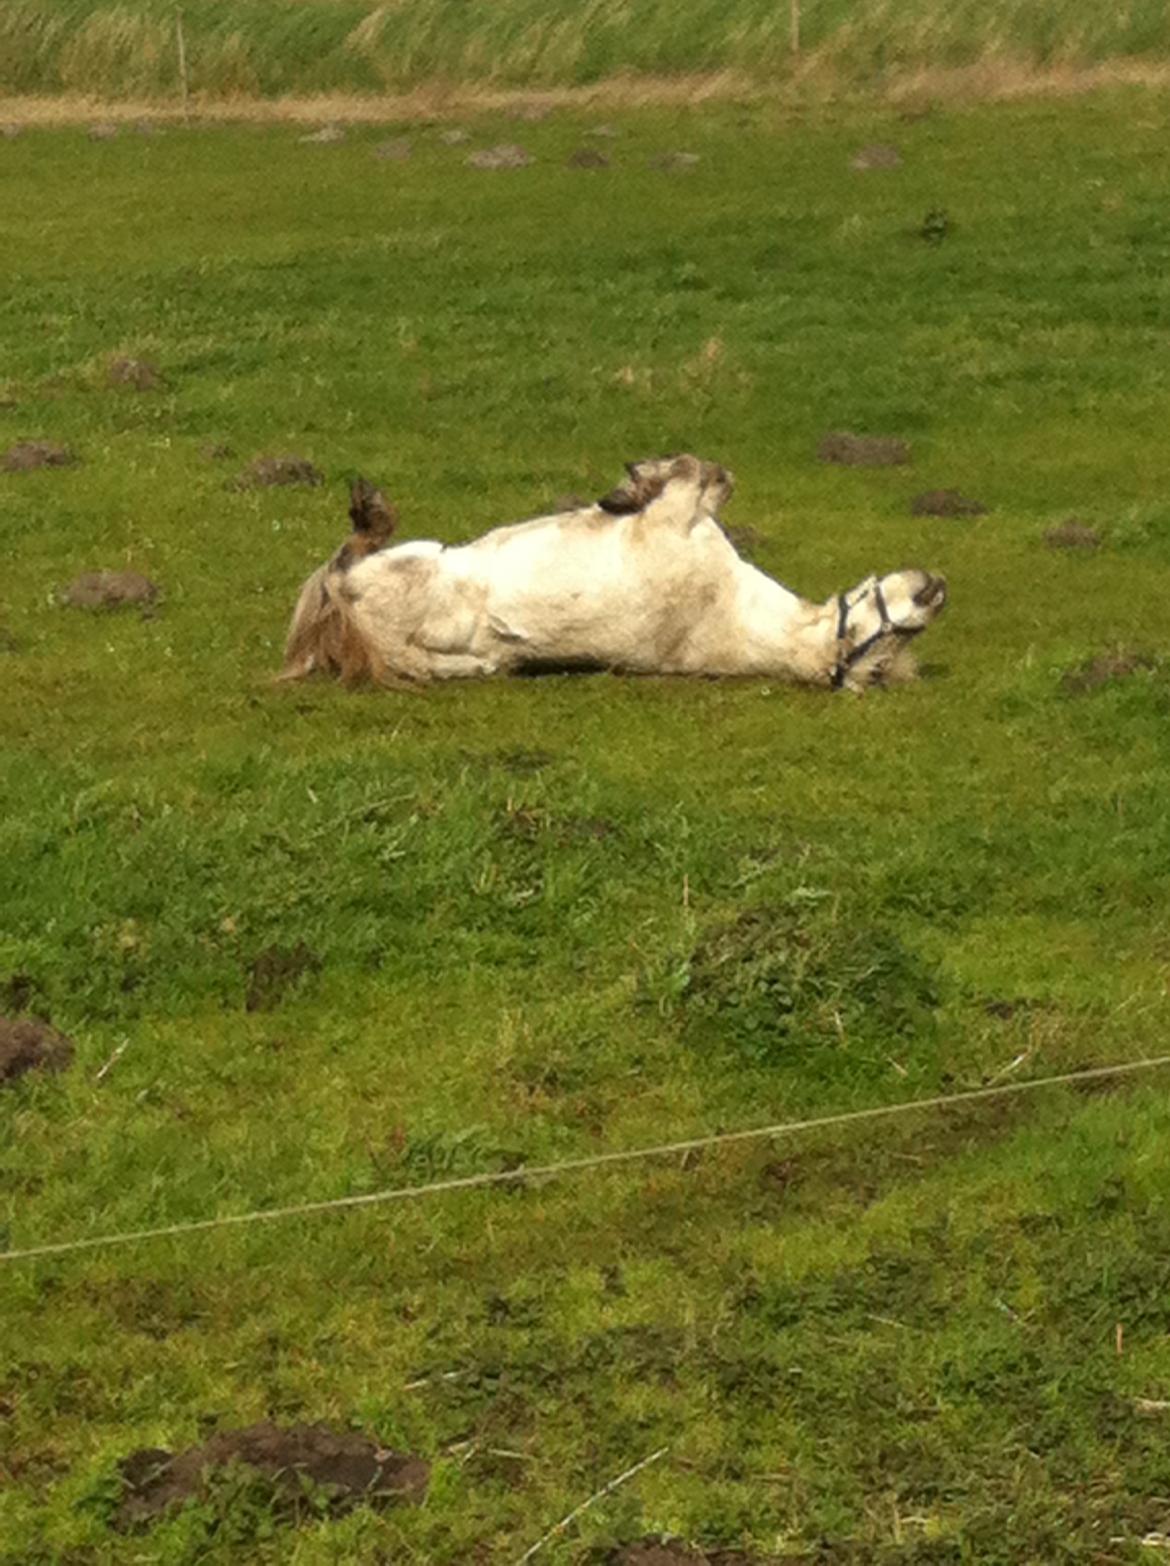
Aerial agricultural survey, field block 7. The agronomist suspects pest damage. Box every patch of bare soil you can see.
[115,1422,428,1531]
[568,147,610,168]
[374,137,412,161]
[1,124,22,139]
[0,1017,74,1085]
[202,440,234,461]
[910,488,987,517]
[299,124,344,144]
[649,151,700,171]
[1045,518,1101,550]
[438,127,470,145]
[232,454,323,489]
[1061,649,1156,694]
[851,142,901,169]
[245,943,321,1011]
[589,124,620,137]
[88,122,118,140]
[818,432,910,467]
[1,440,77,472]
[61,570,159,610]
[467,143,532,169]
[107,357,164,392]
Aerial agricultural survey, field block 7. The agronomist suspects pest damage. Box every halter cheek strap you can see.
[831,580,922,689]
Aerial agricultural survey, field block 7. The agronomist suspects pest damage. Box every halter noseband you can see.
[830,580,922,689]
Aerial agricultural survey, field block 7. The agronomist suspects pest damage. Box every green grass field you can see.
[2,90,1170,1563]
[6,0,1170,99]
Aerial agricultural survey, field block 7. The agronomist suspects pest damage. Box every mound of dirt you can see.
[374,138,412,161]
[0,1017,74,1085]
[910,488,987,517]
[1,440,77,473]
[1045,518,1101,550]
[438,128,470,145]
[61,570,159,610]
[245,943,321,1011]
[232,454,323,489]
[851,143,902,170]
[107,357,164,392]
[818,432,910,467]
[299,125,344,144]
[88,123,118,141]
[1062,649,1156,694]
[467,144,533,170]
[115,1422,428,1531]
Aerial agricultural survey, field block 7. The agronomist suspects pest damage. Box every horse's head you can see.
[831,569,947,690]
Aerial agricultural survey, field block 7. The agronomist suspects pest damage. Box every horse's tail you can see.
[278,478,397,682]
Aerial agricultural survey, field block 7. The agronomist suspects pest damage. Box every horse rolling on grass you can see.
[281,454,947,692]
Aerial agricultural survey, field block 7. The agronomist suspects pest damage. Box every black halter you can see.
[830,580,922,689]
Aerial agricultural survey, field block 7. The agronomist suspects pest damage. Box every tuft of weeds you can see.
[680,898,939,1067]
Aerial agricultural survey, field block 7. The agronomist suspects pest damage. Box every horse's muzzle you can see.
[914,572,948,611]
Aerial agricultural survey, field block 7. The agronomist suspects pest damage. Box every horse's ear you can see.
[348,478,398,545]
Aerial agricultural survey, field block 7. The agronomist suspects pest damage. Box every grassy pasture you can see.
[1,91,1170,1562]
[6,0,1170,99]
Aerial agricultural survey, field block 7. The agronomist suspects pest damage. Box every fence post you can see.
[176,9,190,124]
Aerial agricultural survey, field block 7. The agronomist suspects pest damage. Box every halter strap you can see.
[831,580,923,689]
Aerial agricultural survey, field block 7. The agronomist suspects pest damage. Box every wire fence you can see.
[4,1054,1168,1266]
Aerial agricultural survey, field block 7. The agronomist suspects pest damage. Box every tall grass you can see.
[5,0,1170,99]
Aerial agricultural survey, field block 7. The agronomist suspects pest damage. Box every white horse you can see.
[281,455,946,692]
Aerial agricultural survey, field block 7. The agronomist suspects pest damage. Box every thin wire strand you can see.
[3,1055,1168,1266]
[514,1446,670,1563]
